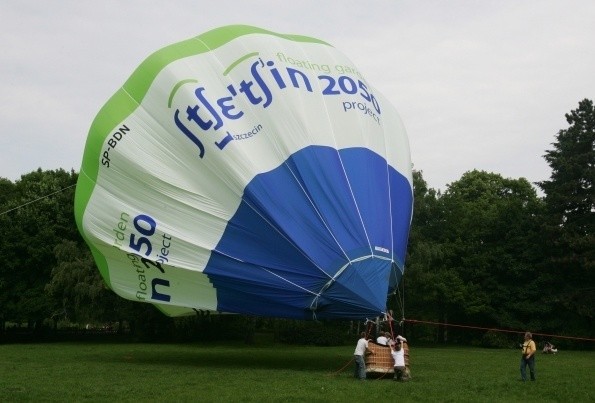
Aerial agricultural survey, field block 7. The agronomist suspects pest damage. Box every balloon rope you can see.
[388,312,396,339]
[326,356,354,377]
[365,320,374,339]
[404,319,595,342]
[0,184,76,216]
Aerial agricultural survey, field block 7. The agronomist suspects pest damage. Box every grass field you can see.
[0,342,593,402]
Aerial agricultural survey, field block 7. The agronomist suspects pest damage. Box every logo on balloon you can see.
[169,52,382,159]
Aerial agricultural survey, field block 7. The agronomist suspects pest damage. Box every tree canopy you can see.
[1,99,593,346]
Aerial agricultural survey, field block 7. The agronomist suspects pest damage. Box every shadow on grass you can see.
[88,344,351,372]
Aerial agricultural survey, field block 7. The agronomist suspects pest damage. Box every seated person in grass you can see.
[543,342,558,354]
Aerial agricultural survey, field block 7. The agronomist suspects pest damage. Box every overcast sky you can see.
[1,1,594,192]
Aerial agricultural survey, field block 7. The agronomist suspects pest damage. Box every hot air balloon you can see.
[74,25,413,320]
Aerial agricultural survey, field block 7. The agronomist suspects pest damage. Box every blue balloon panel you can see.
[204,146,411,319]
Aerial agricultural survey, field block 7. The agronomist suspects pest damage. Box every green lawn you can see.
[0,342,592,402]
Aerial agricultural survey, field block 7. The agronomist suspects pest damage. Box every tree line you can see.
[0,99,593,347]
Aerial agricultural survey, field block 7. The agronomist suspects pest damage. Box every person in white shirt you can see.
[353,332,370,380]
[391,338,407,381]
[376,332,391,345]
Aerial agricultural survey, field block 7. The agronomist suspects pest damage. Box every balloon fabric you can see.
[75,25,413,320]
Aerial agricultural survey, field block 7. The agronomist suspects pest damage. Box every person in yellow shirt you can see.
[520,331,536,381]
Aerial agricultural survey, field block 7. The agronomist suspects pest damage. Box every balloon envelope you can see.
[75,25,413,320]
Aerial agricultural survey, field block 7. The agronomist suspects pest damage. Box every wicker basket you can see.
[365,342,410,374]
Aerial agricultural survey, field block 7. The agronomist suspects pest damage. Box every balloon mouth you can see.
[205,250,401,320]
[307,255,400,320]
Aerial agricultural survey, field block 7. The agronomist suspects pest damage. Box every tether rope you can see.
[404,318,595,342]
[0,184,76,216]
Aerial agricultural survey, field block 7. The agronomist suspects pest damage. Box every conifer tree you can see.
[538,99,595,329]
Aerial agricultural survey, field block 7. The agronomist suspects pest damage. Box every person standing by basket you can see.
[520,331,536,381]
[391,336,407,381]
[353,332,370,380]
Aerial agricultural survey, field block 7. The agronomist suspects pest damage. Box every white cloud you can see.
[1,0,594,191]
